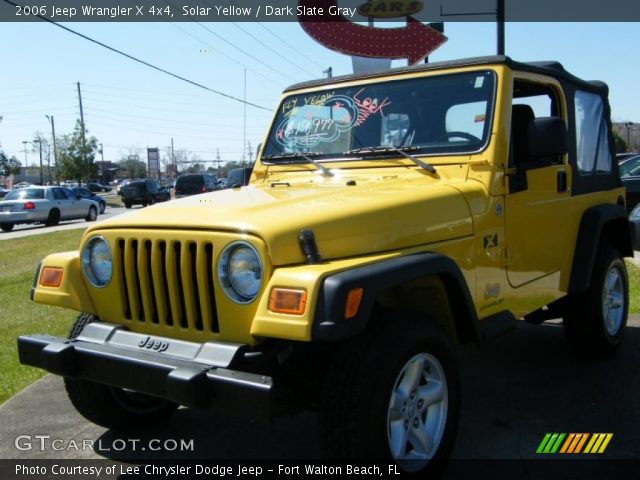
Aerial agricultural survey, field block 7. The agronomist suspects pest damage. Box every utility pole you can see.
[34,139,43,185]
[22,141,28,166]
[247,141,253,163]
[323,67,333,78]
[171,138,176,171]
[45,115,57,173]
[625,122,635,151]
[243,68,247,167]
[99,143,105,184]
[216,148,221,177]
[77,82,88,172]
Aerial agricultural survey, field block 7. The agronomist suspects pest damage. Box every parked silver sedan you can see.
[0,186,99,232]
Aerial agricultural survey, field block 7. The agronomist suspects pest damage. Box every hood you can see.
[89,170,474,265]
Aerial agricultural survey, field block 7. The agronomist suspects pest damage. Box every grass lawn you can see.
[1,230,639,406]
[0,230,83,405]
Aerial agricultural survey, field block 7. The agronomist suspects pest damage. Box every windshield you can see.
[262,70,496,161]
[4,188,45,200]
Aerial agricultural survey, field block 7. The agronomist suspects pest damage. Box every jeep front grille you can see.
[116,238,220,333]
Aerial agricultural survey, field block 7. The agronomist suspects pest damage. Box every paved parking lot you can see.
[1,317,638,463]
[0,206,127,240]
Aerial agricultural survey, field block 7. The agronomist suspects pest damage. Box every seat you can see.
[510,104,535,165]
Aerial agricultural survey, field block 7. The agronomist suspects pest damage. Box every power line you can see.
[165,0,297,83]
[81,95,270,120]
[82,88,271,114]
[1,0,270,111]
[84,106,264,129]
[196,22,298,83]
[256,23,325,70]
[230,22,317,78]
[167,22,283,87]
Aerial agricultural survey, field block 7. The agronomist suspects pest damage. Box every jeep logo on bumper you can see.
[137,336,169,352]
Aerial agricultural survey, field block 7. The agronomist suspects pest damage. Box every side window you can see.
[575,90,611,175]
[52,188,66,200]
[510,80,561,167]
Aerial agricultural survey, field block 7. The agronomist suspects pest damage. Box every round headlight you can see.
[218,242,262,303]
[81,236,112,288]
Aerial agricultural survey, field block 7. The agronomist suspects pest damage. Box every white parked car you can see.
[0,186,99,232]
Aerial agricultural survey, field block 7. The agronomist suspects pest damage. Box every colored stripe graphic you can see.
[538,433,613,454]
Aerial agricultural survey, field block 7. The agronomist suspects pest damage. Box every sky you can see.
[1,19,639,171]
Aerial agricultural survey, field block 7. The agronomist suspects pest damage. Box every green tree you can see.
[119,155,147,179]
[613,131,627,153]
[0,151,21,177]
[54,120,98,185]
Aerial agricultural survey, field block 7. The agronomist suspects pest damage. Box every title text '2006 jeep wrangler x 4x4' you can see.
[18,56,633,474]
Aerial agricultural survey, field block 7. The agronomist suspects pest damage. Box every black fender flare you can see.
[312,252,480,342]
[568,204,633,294]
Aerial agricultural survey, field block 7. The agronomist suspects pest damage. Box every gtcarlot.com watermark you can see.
[14,434,194,453]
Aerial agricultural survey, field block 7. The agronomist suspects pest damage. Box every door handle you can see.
[557,170,568,193]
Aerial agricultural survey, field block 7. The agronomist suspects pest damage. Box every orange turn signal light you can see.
[269,288,308,315]
[40,267,63,287]
[344,287,364,319]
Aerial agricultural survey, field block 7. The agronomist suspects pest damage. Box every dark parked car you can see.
[122,179,170,208]
[226,167,252,187]
[616,152,639,163]
[87,182,112,193]
[174,173,219,198]
[619,154,640,211]
[71,187,107,214]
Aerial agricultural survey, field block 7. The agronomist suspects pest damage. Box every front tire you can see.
[564,243,628,358]
[99,201,105,214]
[85,206,97,222]
[0,223,14,232]
[124,202,131,209]
[320,312,460,474]
[64,313,179,431]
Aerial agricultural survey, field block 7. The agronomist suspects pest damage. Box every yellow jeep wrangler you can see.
[19,56,633,473]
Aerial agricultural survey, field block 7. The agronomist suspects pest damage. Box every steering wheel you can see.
[436,131,482,143]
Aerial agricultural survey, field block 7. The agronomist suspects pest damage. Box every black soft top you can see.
[284,55,607,95]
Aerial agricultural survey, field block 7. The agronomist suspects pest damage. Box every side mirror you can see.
[526,117,568,160]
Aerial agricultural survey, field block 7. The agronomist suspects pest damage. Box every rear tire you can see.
[124,202,131,209]
[564,242,628,358]
[64,313,179,431]
[99,201,105,214]
[0,223,14,232]
[45,209,60,227]
[85,206,97,222]
[320,311,460,475]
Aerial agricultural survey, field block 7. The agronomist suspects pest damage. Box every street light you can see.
[625,122,635,151]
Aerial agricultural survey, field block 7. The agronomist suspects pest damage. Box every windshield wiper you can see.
[262,152,334,177]
[344,146,437,174]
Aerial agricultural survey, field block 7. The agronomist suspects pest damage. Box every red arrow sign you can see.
[297,0,447,65]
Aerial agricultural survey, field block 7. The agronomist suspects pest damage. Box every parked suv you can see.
[121,179,170,208]
[226,167,252,187]
[19,57,632,473]
[174,173,219,197]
